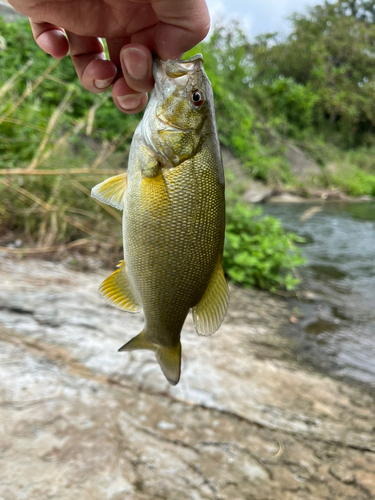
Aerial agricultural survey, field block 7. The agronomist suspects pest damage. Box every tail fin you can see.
[119,331,181,386]
[155,342,181,386]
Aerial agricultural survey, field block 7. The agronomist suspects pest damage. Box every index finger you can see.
[29,19,69,58]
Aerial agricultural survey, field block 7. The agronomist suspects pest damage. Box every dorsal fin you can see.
[191,258,229,336]
[91,172,127,210]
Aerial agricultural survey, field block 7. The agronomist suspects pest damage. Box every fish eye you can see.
[190,89,205,107]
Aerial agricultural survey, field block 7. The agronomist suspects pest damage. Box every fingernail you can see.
[94,77,114,89]
[122,48,148,80]
[116,94,142,111]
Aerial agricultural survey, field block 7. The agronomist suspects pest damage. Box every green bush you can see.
[332,166,375,196]
[254,78,318,138]
[223,202,305,291]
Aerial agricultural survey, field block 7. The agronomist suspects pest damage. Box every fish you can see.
[91,54,229,385]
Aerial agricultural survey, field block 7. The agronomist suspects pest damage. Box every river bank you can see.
[0,253,374,499]
[221,148,375,205]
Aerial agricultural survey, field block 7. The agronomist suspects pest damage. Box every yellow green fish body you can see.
[92,55,228,385]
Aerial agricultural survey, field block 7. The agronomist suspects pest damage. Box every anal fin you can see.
[191,258,229,336]
[99,261,140,313]
[91,172,127,210]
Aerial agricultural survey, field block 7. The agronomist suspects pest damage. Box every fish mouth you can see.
[153,54,204,91]
[155,54,204,79]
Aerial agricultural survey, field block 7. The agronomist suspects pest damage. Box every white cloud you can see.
[206,0,253,34]
[205,0,327,39]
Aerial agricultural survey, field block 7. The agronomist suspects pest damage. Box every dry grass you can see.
[0,58,60,126]
[0,57,136,263]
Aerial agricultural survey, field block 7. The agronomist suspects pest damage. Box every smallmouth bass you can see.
[92,54,229,385]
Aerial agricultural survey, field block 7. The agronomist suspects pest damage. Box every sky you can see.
[205,0,328,39]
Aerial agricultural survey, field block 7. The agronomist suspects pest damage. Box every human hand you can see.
[8,0,210,114]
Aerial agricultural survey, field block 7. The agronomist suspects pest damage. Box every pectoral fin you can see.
[99,261,140,313]
[192,259,229,336]
[119,331,181,386]
[91,172,127,210]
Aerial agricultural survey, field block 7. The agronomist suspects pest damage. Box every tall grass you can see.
[0,53,135,263]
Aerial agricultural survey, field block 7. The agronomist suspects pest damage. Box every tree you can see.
[250,1,375,145]
[337,1,375,21]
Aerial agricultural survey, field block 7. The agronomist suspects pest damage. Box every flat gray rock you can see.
[0,254,374,499]
[243,180,274,203]
[285,142,321,182]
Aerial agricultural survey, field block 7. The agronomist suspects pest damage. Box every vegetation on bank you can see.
[224,203,305,291]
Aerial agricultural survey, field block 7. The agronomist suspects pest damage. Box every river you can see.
[263,201,375,386]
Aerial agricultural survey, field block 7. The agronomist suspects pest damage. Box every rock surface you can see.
[0,254,374,499]
[284,142,321,182]
[243,181,274,204]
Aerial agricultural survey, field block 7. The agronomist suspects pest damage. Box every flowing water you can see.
[263,202,375,386]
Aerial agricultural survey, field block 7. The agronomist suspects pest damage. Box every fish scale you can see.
[92,54,229,385]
